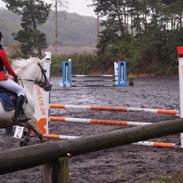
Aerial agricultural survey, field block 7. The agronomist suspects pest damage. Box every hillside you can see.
[0,9,97,47]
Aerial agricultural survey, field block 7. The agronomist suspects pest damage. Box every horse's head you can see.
[36,61,52,91]
[12,57,52,91]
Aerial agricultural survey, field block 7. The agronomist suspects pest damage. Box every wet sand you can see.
[0,77,182,183]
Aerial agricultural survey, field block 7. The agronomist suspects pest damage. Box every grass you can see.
[152,172,183,183]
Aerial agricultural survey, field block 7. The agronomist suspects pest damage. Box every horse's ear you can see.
[41,52,52,64]
[40,59,45,66]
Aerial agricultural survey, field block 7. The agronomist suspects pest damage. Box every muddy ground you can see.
[0,77,183,183]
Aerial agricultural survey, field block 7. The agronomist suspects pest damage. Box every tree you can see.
[92,0,183,75]
[3,0,51,57]
[48,0,67,53]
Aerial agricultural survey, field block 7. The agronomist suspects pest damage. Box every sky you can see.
[64,0,96,17]
[0,0,96,17]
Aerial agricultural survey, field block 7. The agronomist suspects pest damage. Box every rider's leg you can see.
[14,95,29,123]
[0,79,25,95]
[0,79,28,123]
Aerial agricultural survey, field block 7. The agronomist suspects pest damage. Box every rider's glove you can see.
[14,75,18,82]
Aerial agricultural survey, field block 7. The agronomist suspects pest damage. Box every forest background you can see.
[1,0,183,76]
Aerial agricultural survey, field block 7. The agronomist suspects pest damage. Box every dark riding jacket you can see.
[0,45,17,80]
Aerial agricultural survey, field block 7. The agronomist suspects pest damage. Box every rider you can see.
[0,31,28,124]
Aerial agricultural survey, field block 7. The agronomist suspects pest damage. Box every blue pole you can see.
[123,62,127,87]
[68,61,72,86]
[61,62,66,87]
[61,61,72,87]
[117,61,127,87]
[117,62,121,87]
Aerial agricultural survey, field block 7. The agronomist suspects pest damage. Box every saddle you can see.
[0,87,16,110]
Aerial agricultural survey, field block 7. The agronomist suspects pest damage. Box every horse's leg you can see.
[20,128,31,146]
[25,118,44,142]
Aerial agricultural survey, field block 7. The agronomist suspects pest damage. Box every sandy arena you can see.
[0,77,183,183]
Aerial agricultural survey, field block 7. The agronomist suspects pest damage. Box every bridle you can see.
[36,63,49,88]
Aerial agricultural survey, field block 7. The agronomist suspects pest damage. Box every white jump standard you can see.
[177,46,183,147]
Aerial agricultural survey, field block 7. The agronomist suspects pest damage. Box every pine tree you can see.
[3,0,51,57]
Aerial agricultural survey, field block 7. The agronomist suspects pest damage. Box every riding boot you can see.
[14,95,29,124]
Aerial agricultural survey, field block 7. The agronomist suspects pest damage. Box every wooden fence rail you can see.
[0,118,183,182]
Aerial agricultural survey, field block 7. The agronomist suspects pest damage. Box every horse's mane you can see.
[12,57,41,74]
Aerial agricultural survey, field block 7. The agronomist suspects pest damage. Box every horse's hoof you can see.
[40,137,46,143]
[20,140,28,147]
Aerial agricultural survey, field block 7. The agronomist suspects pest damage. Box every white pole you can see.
[114,62,118,86]
[179,57,183,118]
[177,46,183,147]
[179,57,183,147]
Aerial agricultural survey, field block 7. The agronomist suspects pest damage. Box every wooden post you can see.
[42,157,69,183]
[42,162,52,183]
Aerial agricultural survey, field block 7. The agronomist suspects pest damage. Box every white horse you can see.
[0,57,51,143]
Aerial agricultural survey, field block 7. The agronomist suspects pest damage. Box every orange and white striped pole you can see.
[133,141,176,148]
[43,133,178,148]
[49,116,152,126]
[49,104,179,116]
[44,133,79,140]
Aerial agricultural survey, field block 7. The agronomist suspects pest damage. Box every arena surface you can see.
[0,77,182,183]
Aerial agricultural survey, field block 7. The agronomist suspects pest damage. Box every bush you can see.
[51,53,114,76]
